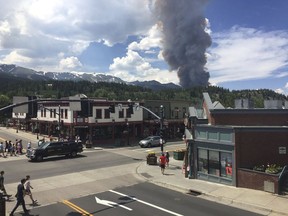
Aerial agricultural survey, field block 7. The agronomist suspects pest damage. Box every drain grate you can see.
[187,189,202,196]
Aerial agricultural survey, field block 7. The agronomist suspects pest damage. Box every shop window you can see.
[198,149,208,174]
[220,152,232,179]
[208,150,220,176]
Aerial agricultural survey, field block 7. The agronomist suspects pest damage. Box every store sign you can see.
[279,147,286,154]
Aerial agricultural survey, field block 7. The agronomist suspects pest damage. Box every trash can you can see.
[0,193,6,216]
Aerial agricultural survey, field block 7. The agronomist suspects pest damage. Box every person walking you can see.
[24,175,37,205]
[165,151,170,167]
[0,142,5,157]
[159,153,166,175]
[10,178,30,215]
[0,171,11,199]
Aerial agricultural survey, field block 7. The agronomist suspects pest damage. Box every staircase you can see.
[279,166,288,195]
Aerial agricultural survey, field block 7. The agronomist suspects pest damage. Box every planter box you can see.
[147,156,157,165]
[173,151,185,160]
[85,143,92,148]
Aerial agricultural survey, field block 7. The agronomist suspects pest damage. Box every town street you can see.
[0,129,263,216]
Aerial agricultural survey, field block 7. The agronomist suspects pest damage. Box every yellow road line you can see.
[62,200,93,216]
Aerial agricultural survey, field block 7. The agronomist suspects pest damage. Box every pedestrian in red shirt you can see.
[159,153,166,175]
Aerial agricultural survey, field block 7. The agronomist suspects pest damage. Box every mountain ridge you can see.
[0,64,181,90]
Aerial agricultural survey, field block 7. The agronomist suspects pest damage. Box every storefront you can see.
[189,125,235,186]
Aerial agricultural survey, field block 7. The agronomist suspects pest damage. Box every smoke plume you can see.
[154,0,211,88]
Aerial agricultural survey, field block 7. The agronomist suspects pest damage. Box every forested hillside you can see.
[0,79,287,110]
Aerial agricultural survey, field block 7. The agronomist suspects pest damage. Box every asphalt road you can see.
[10,183,262,216]
[1,150,142,184]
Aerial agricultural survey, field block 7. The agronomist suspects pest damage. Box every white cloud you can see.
[109,49,178,84]
[208,27,288,85]
[128,24,162,51]
[0,0,154,70]
[0,50,31,64]
[59,56,82,70]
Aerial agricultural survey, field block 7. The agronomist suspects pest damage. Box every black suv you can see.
[27,141,83,161]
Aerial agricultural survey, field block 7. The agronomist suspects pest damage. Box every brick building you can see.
[186,93,288,194]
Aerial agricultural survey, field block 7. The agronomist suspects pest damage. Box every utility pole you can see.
[160,105,164,153]
[58,105,61,141]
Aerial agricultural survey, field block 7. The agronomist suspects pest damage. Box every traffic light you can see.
[160,129,164,138]
[160,105,164,118]
[109,104,115,113]
[128,104,134,114]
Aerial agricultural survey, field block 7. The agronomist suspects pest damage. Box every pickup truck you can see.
[26,141,83,161]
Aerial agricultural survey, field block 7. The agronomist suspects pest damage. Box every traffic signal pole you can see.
[139,105,164,153]
[160,105,164,152]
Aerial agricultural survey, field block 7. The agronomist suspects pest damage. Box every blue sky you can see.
[0,0,287,94]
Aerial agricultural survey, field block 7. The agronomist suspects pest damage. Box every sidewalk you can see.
[137,157,288,216]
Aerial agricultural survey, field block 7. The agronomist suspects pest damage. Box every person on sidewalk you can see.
[159,153,166,175]
[0,171,11,199]
[0,142,6,157]
[10,178,30,215]
[165,151,170,167]
[25,175,37,205]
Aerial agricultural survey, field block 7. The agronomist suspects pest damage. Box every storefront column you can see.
[188,141,194,178]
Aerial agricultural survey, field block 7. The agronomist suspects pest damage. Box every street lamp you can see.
[15,113,19,133]
[58,105,61,141]
[36,118,39,139]
[126,122,130,146]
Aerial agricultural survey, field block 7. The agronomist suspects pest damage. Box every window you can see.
[104,109,110,119]
[65,109,68,119]
[220,152,232,179]
[208,151,220,176]
[175,107,179,118]
[198,149,208,174]
[50,110,53,118]
[60,109,63,118]
[126,109,131,118]
[95,109,102,119]
[119,110,124,118]
[208,131,218,140]
[53,109,56,118]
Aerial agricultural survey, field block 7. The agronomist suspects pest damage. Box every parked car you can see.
[139,136,165,148]
[26,141,83,161]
